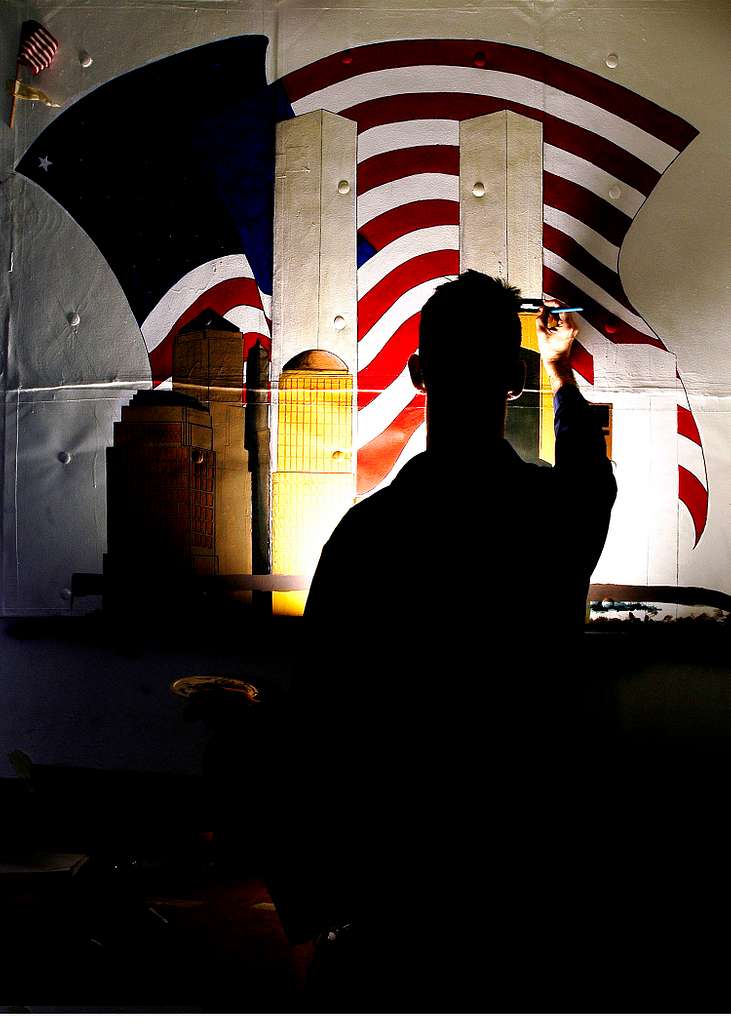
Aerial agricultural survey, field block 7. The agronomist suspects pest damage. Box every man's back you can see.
[268,282,617,1007]
[303,381,615,713]
[275,383,616,999]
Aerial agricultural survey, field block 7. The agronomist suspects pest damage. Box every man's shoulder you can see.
[330,448,554,542]
[333,477,404,536]
[325,455,427,550]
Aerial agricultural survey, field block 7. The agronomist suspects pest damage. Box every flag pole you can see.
[9,61,21,129]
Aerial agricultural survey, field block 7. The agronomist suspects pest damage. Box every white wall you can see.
[1,0,730,613]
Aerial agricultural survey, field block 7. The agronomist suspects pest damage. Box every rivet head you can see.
[473,51,487,68]
[472,182,486,198]
[192,450,204,465]
[58,451,72,465]
[605,320,618,335]
[605,53,619,68]
[60,588,72,601]
[79,51,93,68]
[68,312,81,327]
[341,51,353,65]
[332,450,343,461]
[608,184,622,200]
[333,315,346,331]
[337,179,350,195]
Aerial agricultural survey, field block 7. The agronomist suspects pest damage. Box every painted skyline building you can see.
[173,310,253,581]
[101,109,620,617]
[104,310,257,606]
[104,390,216,603]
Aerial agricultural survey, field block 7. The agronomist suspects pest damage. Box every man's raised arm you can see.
[536,302,618,579]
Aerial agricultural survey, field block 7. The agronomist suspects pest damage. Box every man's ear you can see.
[506,358,527,402]
[408,353,426,393]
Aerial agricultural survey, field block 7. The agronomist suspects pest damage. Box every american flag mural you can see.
[280,40,706,541]
[146,39,708,544]
[143,254,272,389]
[17,36,706,546]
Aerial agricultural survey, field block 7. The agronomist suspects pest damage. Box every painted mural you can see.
[11,31,722,618]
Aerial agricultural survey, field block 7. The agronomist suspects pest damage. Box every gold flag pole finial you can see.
[6,79,61,109]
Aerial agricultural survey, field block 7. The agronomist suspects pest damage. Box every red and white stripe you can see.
[282,39,707,542]
[18,21,58,76]
[677,377,709,547]
[143,254,271,389]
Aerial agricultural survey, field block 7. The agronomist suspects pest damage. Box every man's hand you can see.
[535,301,578,395]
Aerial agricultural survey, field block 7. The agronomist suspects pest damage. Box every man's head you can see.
[408,271,526,446]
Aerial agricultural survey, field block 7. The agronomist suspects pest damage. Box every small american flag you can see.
[17,20,59,76]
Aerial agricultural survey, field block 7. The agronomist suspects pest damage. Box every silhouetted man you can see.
[270,272,617,1009]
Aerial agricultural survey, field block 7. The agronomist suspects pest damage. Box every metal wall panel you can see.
[459,110,542,296]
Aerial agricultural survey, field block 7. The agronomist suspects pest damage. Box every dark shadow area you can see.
[1,849,312,1011]
[0,607,309,1010]
[1,614,731,1009]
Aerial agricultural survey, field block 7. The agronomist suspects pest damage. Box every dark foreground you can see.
[1,611,730,1011]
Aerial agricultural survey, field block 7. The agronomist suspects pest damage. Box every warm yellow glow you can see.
[601,407,613,461]
[276,371,353,472]
[272,471,354,612]
[272,589,308,617]
[272,367,355,615]
[518,311,539,352]
[538,366,555,465]
[519,312,555,465]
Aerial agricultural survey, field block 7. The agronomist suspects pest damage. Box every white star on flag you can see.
[38,155,51,171]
